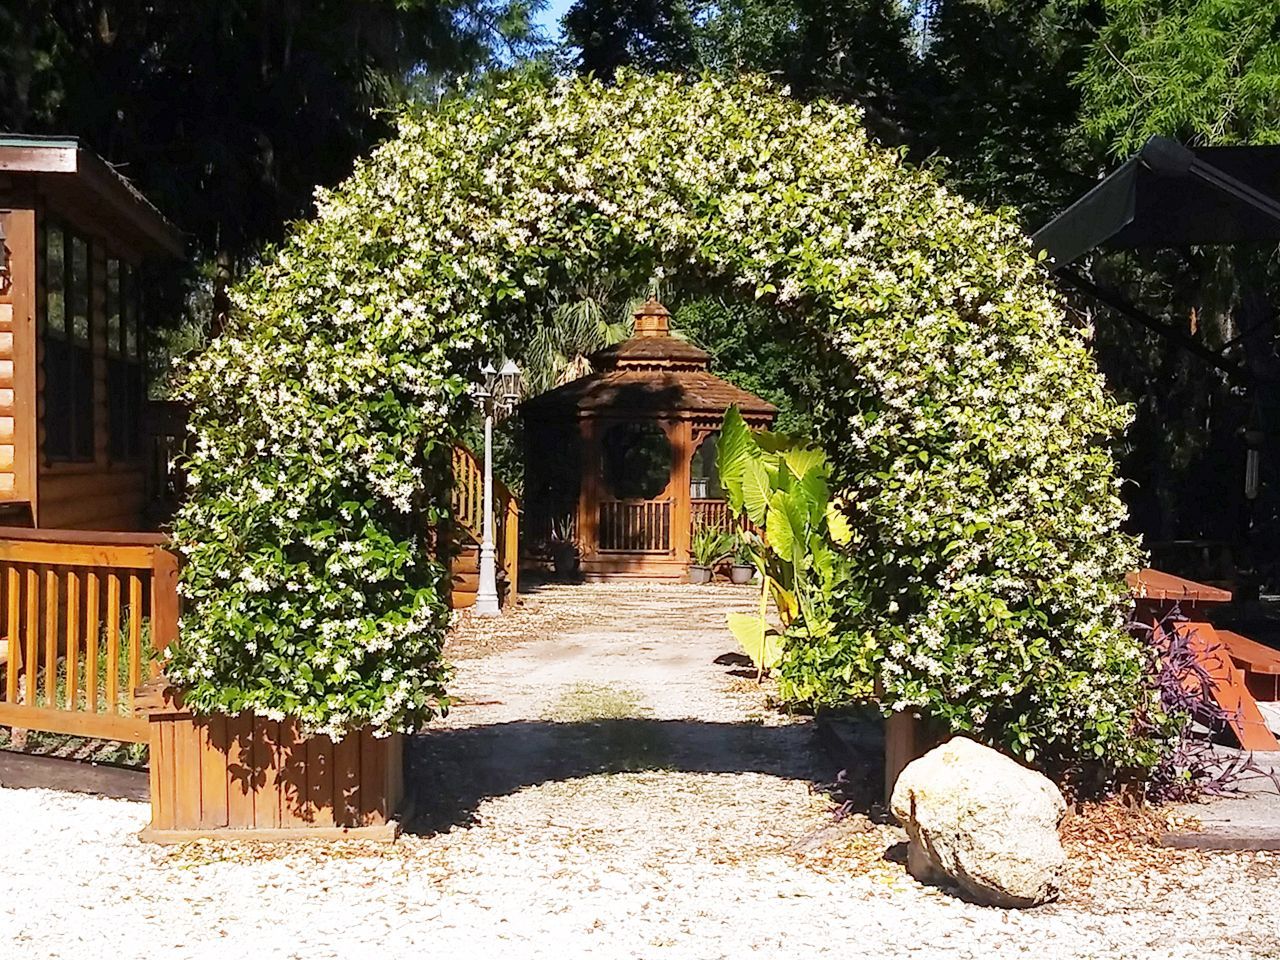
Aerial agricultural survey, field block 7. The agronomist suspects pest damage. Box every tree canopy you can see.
[0,0,541,265]
[1077,0,1280,156]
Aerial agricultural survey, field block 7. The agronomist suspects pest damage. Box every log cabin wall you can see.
[35,205,149,531]
[0,207,37,523]
[0,141,181,534]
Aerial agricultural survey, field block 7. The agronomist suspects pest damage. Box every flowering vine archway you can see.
[168,73,1151,767]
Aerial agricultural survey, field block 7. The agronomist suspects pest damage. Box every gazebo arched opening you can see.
[521,298,774,580]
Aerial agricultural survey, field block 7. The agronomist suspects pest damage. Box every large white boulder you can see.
[890,736,1067,907]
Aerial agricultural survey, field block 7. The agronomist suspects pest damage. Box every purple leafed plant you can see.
[1138,605,1280,803]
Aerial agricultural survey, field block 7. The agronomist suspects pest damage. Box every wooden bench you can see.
[1174,621,1280,752]
[1217,630,1280,703]
[1129,569,1280,751]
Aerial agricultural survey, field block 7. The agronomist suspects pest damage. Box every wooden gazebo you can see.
[521,298,776,580]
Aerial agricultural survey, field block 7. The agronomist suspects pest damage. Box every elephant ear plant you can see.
[716,406,857,683]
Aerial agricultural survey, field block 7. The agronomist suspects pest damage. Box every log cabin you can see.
[0,134,184,532]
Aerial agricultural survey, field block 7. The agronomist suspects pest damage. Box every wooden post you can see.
[4,208,38,515]
[504,496,519,601]
[884,709,922,806]
[148,547,180,658]
[672,419,693,567]
[578,418,598,562]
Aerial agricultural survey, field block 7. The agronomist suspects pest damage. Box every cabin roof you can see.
[0,134,183,258]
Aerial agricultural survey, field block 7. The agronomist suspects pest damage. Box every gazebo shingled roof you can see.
[521,298,777,419]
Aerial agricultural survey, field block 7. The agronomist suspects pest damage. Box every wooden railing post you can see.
[149,547,181,672]
[504,497,519,600]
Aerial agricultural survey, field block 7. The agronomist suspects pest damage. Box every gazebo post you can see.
[578,417,598,563]
[673,419,694,567]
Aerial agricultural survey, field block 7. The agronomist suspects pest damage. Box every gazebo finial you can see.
[633,297,671,338]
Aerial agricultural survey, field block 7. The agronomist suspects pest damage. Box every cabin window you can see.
[41,220,94,462]
[106,259,144,460]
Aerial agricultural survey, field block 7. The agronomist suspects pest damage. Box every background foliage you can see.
[0,0,543,328]
[1077,0,1280,155]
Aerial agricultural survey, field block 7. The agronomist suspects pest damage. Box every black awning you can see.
[1032,138,1280,269]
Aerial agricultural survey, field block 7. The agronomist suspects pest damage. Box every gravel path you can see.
[3,582,1280,959]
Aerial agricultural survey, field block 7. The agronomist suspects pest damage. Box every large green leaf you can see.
[767,489,809,567]
[717,404,756,512]
[741,458,773,526]
[727,612,785,672]
[826,504,853,545]
[782,446,825,481]
[753,429,795,453]
[791,464,829,519]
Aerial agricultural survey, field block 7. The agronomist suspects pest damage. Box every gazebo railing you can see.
[690,498,758,536]
[598,499,671,553]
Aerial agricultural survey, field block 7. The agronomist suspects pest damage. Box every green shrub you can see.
[690,521,734,567]
[169,72,1153,766]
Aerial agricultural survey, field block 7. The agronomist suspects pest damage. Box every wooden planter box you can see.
[137,680,404,843]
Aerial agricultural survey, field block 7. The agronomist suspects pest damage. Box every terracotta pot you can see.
[137,679,404,843]
[688,564,713,584]
[730,564,755,584]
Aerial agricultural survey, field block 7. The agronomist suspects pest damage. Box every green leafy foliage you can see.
[718,406,871,691]
[673,296,819,437]
[0,1,543,264]
[690,521,734,567]
[1078,0,1280,156]
[170,73,1151,768]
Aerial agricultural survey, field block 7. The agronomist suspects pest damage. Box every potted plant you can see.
[689,520,732,583]
[730,532,757,584]
[550,513,580,577]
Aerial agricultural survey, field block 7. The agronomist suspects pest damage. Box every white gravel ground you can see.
[3,582,1280,959]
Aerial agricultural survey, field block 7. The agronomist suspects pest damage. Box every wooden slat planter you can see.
[137,680,405,843]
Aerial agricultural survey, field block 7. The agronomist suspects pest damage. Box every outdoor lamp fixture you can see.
[1245,429,1264,502]
[475,358,522,616]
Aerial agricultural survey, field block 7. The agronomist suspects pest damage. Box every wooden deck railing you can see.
[0,528,180,743]
[599,499,672,553]
[449,444,519,597]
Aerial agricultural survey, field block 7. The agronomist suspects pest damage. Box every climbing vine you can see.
[168,71,1153,768]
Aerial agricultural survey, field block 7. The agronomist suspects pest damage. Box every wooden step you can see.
[449,591,477,610]
[1218,629,1280,702]
[1178,621,1280,752]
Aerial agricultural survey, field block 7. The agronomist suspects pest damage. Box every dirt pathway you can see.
[412,581,825,831]
[5,582,1280,958]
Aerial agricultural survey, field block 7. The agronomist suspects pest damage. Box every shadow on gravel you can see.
[404,719,826,834]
